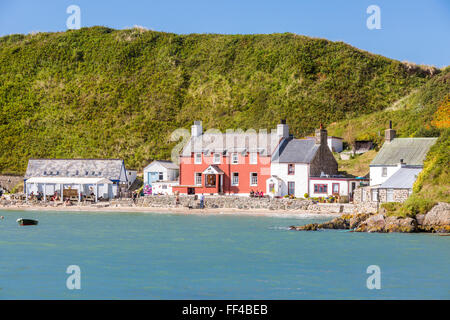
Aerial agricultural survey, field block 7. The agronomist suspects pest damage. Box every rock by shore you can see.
[290,202,450,233]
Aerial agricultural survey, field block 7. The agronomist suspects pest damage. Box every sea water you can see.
[0,210,448,299]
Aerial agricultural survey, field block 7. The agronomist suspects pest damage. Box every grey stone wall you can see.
[354,186,410,204]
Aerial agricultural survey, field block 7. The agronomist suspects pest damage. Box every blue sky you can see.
[0,0,448,67]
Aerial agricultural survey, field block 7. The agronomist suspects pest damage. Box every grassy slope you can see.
[0,26,434,174]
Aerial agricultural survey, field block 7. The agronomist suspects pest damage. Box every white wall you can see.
[270,163,309,198]
[308,179,349,197]
[370,166,400,186]
[143,162,179,185]
[327,137,343,153]
[126,170,137,186]
[151,181,178,195]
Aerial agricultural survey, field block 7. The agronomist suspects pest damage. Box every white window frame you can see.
[250,172,258,186]
[195,173,202,186]
[213,153,221,164]
[158,172,164,181]
[387,188,394,202]
[249,152,257,164]
[232,153,238,164]
[232,172,239,186]
[195,153,202,164]
[382,167,387,177]
[371,189,379,202]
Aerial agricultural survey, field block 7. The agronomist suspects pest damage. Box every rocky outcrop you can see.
[419,202,450,233]
[290,212,430,233]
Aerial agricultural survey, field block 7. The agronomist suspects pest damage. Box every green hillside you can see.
[0,26,438,174]
[328,68,450,210]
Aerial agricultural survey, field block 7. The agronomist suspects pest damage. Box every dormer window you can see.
[43,171,47,176]
[194,153,202,164]
[85,171,89,175]
[232,153,238,164]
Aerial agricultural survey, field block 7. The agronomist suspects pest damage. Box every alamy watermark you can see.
[366,265,381,289]
[66,265,81,290]
[66,5,81,30]
[366,5,381,30]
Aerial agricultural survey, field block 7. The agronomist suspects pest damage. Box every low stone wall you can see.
[0,195,379,214]
[114,195,379,214]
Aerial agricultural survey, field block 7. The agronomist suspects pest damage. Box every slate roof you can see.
[144,160,179,170]
[25,159,125,181]
[380,167,423,189]
[271,138,319,163]
[181,132,281,157]
[371,138,437,166]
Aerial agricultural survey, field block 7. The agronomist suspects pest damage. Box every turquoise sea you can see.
[0,210,449,299]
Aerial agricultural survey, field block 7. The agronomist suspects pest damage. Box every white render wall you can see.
[126,170,137,186]
[370,166,401,186]
[309,179,350,197]
[143,163,179,185]
[269,163,309,198]
[327,137,343,153]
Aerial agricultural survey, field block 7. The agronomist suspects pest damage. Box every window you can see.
[232,172,239,186]
[371,189,379,202]
[288,164,295,175]
[250,173,258,186]
[250,152,257,164]
[195,173,202,186]
[162,185,167,190]
[195,153,202,164]
[232,153,238,164]
[205,174,216,187]
[213,153,221,164]
[382,167,387,177]
[288,182,295,195]
[332,183,339,194]
[387,189,394,202]
[314,184,328,194]
[158,172,164,181]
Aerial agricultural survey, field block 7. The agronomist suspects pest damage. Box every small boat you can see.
[17,218,38,226]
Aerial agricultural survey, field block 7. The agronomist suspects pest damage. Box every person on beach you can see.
[199,193,205,209]
[175,191,180,206]
[132,191,137,203]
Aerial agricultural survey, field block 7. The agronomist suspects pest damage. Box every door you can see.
[288,182,295,196]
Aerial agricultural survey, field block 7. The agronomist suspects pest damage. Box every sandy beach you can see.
[0,204,340,218]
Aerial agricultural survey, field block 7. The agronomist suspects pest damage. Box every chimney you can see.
[191,120,203,137]
[277,119,289,139]
[314,123,327,145]
[385,120,396,142]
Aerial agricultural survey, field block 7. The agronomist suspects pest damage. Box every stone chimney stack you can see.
[385,120,396,142]
[191,120,203,137]
[277,119,289,139]
[315,123,327,145]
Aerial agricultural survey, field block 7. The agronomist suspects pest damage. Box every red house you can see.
[173,121,284,195]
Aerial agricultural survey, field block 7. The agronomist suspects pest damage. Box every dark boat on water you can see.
[17,218,38,226]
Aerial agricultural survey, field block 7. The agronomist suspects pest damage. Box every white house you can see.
[268,124,339,198]
[126,170,137,188]
[309,175,368,200]
[143,160,179,187]
[24,159,129,201]
[369,124,437,186]
[306,135,343,153]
